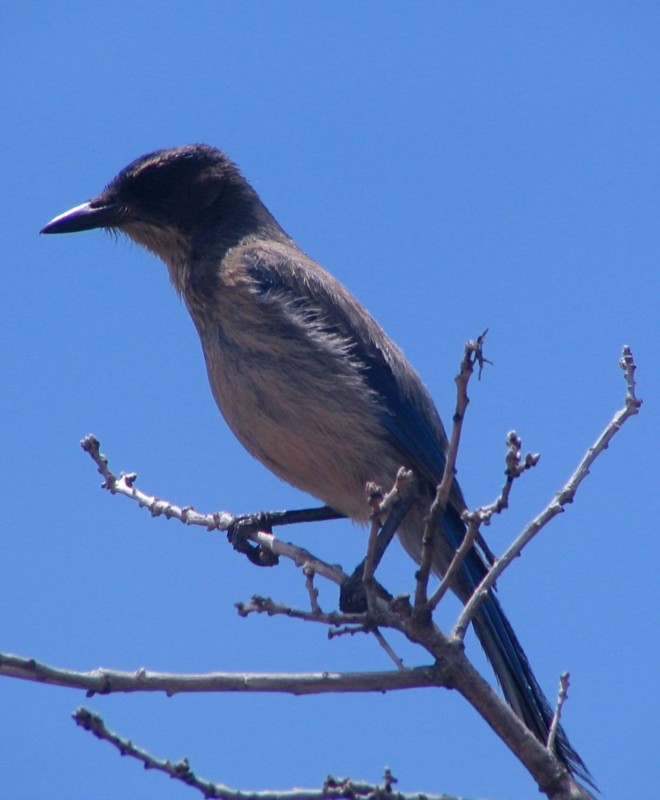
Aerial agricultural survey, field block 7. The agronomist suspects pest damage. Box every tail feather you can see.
[437,506,596,790]
[473,591,595,789]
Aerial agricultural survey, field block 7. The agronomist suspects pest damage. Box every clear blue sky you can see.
[2,4,658,799]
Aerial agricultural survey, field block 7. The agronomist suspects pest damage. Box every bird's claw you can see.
[226,514,279,567]
[339,563,392,613]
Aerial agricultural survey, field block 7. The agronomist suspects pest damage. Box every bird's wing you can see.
[239,242,467,512]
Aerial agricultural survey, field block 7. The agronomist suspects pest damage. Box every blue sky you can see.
[2,4,658,799]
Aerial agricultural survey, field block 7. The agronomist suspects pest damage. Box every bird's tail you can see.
[471,588,594,789]
[397,494,594,789]
[429,504,595,790]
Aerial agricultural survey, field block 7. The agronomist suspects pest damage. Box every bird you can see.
[41,144,590,784]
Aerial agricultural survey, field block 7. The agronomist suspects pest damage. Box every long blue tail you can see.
[442,507,595,789]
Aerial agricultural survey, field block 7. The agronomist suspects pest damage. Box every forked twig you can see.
[453,345,642,639]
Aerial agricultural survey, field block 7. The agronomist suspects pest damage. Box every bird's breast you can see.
[188,290,404,522]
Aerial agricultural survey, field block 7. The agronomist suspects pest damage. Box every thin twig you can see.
[81,434,344,532]
[235,595,365,627]
[427,516,479,611]
[415,331,489,608]
[81,434,348,585]
[547,672,570,755]
[427,431,539,612]
[73,708,462,800]
[236,595,404,669]
[370,629,407,672]
[363,469,413,597]
[363,481,386,604]
[453,345,642,639]
[365,470,414,582]
[303,565,322,614]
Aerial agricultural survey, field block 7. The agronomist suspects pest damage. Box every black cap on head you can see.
[40,145,243,236]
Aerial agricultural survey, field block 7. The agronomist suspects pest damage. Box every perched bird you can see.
[42,144,589,783]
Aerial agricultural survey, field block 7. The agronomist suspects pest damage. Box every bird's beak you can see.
[40,200,125,234]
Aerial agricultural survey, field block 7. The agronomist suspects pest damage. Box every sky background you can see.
[1,4,658,799]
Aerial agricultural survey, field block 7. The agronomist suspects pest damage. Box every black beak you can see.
[40,200,125,234]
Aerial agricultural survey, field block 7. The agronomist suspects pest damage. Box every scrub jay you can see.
[42,144,589,783]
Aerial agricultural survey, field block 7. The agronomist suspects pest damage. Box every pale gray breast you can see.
[188,277,404,522]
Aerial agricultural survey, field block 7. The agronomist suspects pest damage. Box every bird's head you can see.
[41,144,284,290]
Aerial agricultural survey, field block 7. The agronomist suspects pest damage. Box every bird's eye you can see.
[191,175,223,210]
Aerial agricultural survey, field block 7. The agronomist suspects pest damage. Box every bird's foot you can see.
[226,513,279,567]
[339,562,393,613]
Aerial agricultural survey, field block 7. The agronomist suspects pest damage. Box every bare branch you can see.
[236,595,406,671]
[235,595,366,628]
[370,629,407,672]
[0,649,441,696]
[81,434,344,533]
[426,514,479,611]
[415,331,488,607]
[303,564,322,614]
[547,673,571,756]
[81,434,234,530]
[453,345,642,639]
[73,708,464,800]
[363,469,413,601]
[81,434,348,585]
[428,430,539,612]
